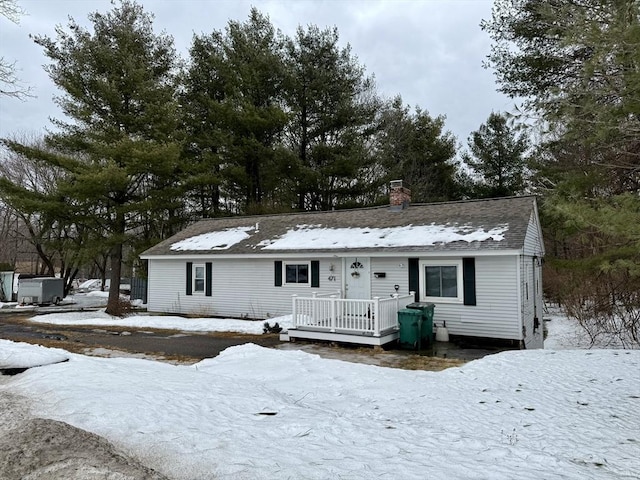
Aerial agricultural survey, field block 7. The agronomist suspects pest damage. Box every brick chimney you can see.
[389,180,411,211]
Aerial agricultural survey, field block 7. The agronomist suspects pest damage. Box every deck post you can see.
[373,297,380,337]
[312,292,317,324]
[392,293,399,330]
[291,294,297,328]
[330,295,336,332]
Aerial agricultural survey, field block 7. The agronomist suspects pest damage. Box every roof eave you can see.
[141,248,525,260]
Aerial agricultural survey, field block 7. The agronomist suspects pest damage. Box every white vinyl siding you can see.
[147,254,527,342]
[370,256,522,341]
[523,211,544,256]
[370,258,412,298]
[421,256,521,341]
[147,258,340,319]
[521,209,545,347]
[521,255,544,349]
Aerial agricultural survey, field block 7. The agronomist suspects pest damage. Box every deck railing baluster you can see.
[291,293,413,336]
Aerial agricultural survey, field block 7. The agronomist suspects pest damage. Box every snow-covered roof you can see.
[170,227,254,251]
[142,196,539,257]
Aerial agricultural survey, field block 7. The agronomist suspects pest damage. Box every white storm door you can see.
[344,257,371,299]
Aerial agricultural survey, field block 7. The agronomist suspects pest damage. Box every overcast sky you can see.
[0,0,513,148]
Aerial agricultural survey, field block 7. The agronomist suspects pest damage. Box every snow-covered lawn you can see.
[0,310,639,479]
[27,309,291,335]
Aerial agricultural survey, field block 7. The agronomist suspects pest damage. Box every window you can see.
[275,261,319,287]
[186,262,212,296]
[425,266,458,297]
[193,265,205,293]
[419,260,463,303]
[285,263,309,284]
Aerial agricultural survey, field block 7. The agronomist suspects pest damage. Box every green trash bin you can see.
[397,308,422,349]
[407,302,435,346]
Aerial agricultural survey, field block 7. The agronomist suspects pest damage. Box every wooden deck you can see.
[282,292,414,346]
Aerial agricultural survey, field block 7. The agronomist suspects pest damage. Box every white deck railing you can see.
[291,292,415,337]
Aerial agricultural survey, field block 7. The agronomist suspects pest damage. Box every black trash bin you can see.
[406,302,435,346]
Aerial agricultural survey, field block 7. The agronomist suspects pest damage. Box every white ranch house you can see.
[141,189,545,349]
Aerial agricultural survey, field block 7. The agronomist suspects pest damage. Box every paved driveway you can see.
[0,311,281,363]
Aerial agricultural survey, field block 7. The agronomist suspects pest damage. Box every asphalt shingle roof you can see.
[141,196,538,257]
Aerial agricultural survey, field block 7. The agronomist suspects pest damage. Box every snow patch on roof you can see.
[259,224,508,250]
[170,226,254,251]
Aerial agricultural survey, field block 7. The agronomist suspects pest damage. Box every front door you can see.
[344,257,371,299]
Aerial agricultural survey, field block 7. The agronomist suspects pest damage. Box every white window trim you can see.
[193,264,206,294]
[419,259,464,304]
[284,261,310,285]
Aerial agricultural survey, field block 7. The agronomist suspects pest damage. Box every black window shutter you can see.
[186,262,193,296]
[205,262,212,297]
[311,261,320,287]
[274,261,282,286]
[408,258,419,301]
[463,257,476,306]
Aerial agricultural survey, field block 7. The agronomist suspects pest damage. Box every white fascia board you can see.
[391,249,523,258]
[140,248,523,261]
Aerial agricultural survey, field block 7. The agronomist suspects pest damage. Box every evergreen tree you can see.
[377,97,460,202]
[183,9,291,215]
[180,31,229,218]
[0,138,91,294]
[1,0,183,314]
[483,0,640,345]
[482,0,639,176]
[462,112,530,198]
[284,25,380,210]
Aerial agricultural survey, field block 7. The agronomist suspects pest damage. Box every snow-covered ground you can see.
[0,290,110,311]
[27,309,291,334]
[1,309,639,480]
[543,307,594,350]
[3,292,290,334]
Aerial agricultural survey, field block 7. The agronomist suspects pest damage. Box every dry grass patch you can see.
[286,341,468,371]
[8,335,202,364]
[5,335,88,355]
[395,355,466,371]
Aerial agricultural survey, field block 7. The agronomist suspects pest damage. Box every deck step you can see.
[279,332,290,342]
[285,328,399,346]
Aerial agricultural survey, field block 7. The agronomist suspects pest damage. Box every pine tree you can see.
[463,112,530,198]
[377,97,460,202]
[284,25,380,210]
[483,0,640,345]
[1,0,183,314]
[183,9,291,215]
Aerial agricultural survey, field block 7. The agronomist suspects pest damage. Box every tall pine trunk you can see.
[106,211,125,316]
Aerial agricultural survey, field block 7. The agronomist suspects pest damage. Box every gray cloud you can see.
[0,0,512,147]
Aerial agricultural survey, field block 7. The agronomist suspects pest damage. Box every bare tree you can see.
[0,135,91,294]
[0,0,31,99]
[0,201,18,265]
